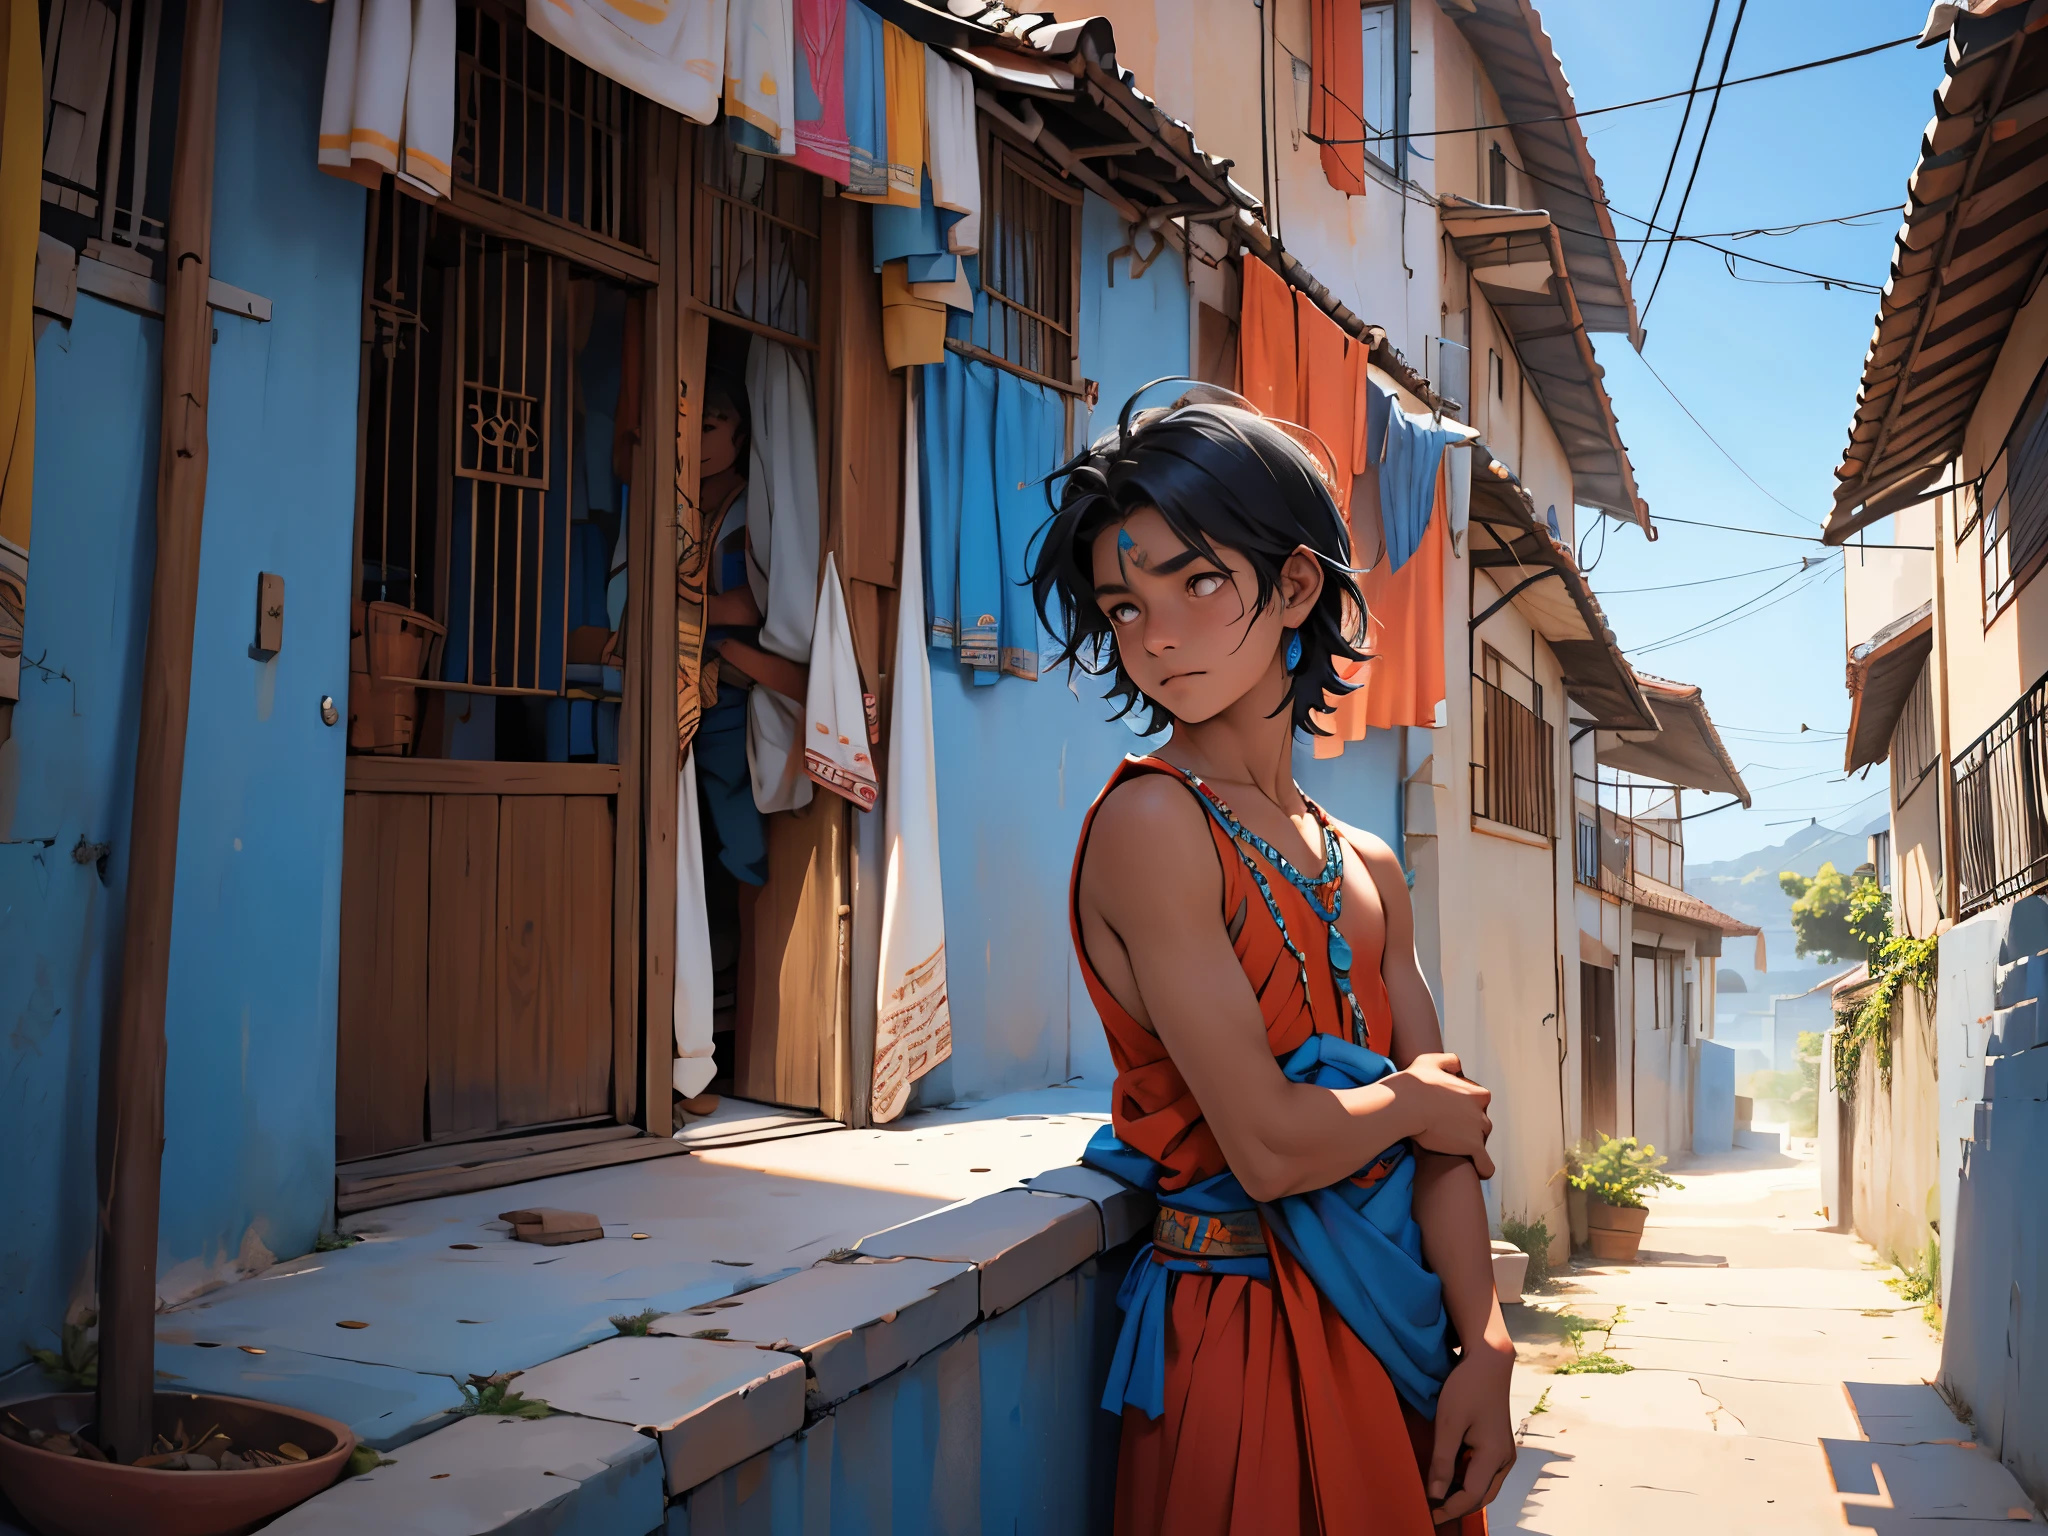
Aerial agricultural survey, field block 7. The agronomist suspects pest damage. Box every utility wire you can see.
[1633,556,1837,656]
[1635,0,1723,273]
[1642,0,1750,322]
[1635,350,1806,526]
[1596,558,1807,595]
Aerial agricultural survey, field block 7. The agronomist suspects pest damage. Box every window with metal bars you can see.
[38,0,171,259]
[965,134,1080,388]
[456,0,644,251]
[1471,645,1554,838]
[693,120,823,346]
[1890,660,1937,797]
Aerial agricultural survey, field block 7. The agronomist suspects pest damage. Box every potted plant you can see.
[1566,1135,1682,1262]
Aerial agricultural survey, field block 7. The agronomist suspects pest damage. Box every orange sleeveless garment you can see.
[1071,756,1487,1536]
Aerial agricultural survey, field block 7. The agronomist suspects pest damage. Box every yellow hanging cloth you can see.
[0,0,40,707]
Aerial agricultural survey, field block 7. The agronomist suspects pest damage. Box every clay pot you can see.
[0,1392,354,1536]
[1585,1199,1648,1263]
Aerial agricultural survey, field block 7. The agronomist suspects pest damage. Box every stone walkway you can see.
[1496,1141,2042,1533]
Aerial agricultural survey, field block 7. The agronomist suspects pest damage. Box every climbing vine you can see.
[1832,931,1937,1097]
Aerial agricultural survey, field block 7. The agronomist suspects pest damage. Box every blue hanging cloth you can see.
[1375,380,1459,574]
[992,370,1061,681]
[953,357,1002,678]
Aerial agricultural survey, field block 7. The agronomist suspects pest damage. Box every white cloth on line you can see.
[318,0,456,198]
[527,0,728,125]
[725,0,797,156]
[871,372,952,1124]
[743,336,821,814]
[924,47,980,253]
[672,752,719,1100]
[804,553,879,810]
[1446,440,1472,554]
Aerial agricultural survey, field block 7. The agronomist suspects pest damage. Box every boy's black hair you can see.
[704,371,751,452]
[1030,384,1367,738]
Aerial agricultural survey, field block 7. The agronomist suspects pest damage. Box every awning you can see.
[1441,0,1643,345]
[1596,671,1752,805]
[1844,602,1935,772]
[1824,6,2048,542]
[1466,450,1655,730]
[1442,196,1648,529]
[1626,880,1762,942]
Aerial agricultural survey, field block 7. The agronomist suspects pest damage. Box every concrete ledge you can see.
[263,1411,663,1535]
[651,1257,977,1410]
[514,1336,806,1495]
[153,1341,464,1450]
[859,1189,1101,1316]
[1024,1164,1157,1250]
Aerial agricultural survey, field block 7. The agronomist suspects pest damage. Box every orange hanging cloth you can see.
[1293,290,1356,514]
[1309,0,1367,196]
[1315,464,1446,754]
[1238,256,1299,424]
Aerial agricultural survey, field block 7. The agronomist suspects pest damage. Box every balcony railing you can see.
[1471,678,1554,838]
[1954,670,2048,916]
[1574,784,1684,897]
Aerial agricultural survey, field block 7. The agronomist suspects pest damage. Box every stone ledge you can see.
[1023,1163,1156,1250]
[858,1188,1101,1316]
[651,1257,977,1410]
[263,1411,663,1535]
[514,1336,806,1496]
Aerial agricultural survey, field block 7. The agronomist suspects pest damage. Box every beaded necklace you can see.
[1166,764,1369,1048]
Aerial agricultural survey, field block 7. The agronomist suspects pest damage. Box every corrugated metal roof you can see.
[1824,5,2048,543]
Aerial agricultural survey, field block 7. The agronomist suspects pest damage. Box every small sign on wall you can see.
[252,572,285,659]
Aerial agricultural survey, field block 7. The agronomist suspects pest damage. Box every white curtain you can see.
[872,374,952,1123]
[672,751,718,1099]
[744,337,821,813]
[318,0,455,199]
[527,0,727,125]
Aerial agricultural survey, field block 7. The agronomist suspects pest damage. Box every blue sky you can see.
[1532,0,1937,862]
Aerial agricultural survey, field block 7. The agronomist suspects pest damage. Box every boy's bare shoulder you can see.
[1081,771,1218,902]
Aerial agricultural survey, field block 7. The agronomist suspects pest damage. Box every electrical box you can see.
[253,572,285,659]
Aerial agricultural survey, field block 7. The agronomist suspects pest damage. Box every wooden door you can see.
[1579,962,1617,1142]
[336,760,618,1161]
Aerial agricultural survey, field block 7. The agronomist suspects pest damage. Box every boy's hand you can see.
[1427,1339,1516,1523]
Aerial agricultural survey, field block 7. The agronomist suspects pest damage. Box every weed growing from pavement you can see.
[1554,1305,1632,1375]
[610,1308,663,1336]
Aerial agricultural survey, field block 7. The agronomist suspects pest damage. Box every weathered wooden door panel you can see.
[427,794,500,1141]
[496,794,616,1127]
[738,795,846,1109]
[336,794,432,1161]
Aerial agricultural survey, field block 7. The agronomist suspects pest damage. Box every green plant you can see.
[1566,1136,1682,1210]
[610,1308,662,1337]
[345,1444,396,1476]
[1499,1217,1552,1290]
[454,1372,551,1419]
[1528,1387,1551,1416]
[1553,1306,1631,1375]
[1781,864,1888,963]
[27,1313,98,1390]
[1747,1033,1822,1137]
[1886,1238,1940,1305]
[313,1231,362,1253]
[1833,931,1938,1097]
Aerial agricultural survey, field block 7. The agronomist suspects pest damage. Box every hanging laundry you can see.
[880,260,947,371]
[993,370,1062,682]
[919,351,961,648]
[953,355,1002,677]
[1378,381,1460,573]
[529,0,727,125]
[845,20,923,206]
[791,0,849,183]
[1446,440,1472,552]
[842,0,889,197]
[743,338,822,812]
[0,0,34,708]
[673,747,720,1098]
[1313,465,1447,753]
[1293,290,1356,513]
[804,554,880,808]
[726,0,797,157]
[1238,254,1299,424]
[874,173,961,283]
[873,375,953,1124]
[1309,0,1367,196]
[320,0,456,198]
[924,47,981,253]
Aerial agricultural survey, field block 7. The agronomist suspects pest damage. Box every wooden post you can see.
[95,0,222,1464]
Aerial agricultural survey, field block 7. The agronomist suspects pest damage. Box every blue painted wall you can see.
[0,0,365,1354]
[918,195,1190,1107]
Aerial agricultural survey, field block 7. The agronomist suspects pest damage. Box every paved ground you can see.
[1495,1140,2042,1533]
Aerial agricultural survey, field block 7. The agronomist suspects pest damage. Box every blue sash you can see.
[1083,1033,1454,1418]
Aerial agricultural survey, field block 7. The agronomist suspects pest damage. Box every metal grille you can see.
[1471,677,1554,837]
[1954,671,2048,916]
[456,1,642,249]
[695,120,822,345]
[359,185,444,615]
[1891,660,1938,794]
[974,138,1079,385]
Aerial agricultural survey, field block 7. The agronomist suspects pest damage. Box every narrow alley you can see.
[1500,1140,2037,1533]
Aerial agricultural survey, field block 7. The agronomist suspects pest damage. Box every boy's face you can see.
[1088,505,1322,727]
[702,401,744,478]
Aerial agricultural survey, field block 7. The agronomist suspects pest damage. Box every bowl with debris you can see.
[0,1391,355,1536]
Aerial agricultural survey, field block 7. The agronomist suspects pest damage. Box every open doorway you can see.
[1580,962,1618,1140]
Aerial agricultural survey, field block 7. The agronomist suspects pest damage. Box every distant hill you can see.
[1689,817,1884,982]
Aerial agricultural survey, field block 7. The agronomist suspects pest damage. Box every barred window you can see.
[968,134,1080,387]
[1891,660,1937,795]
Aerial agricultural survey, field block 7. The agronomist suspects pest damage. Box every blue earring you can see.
[1285,631,1303,672]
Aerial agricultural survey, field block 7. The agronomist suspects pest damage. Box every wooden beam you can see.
[96,0,221,1465]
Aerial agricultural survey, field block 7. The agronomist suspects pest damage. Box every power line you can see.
[1596,558,1808,595]
[1632,556,1837,655]
[1642,0,1750,322]
[1635,0,1724,273]
[1636,350,1805,524]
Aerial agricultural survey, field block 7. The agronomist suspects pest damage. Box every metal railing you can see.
[1574,779,1685,896]
[1954,670,2048,916]
[1471,677,1554,837]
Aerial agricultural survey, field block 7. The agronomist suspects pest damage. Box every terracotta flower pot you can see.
[0,1392,354,1536]
[1585,1199,1648,1262]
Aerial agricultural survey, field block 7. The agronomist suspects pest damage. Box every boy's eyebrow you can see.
[1148,548,1206,575]
[1094,581,1133,597]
